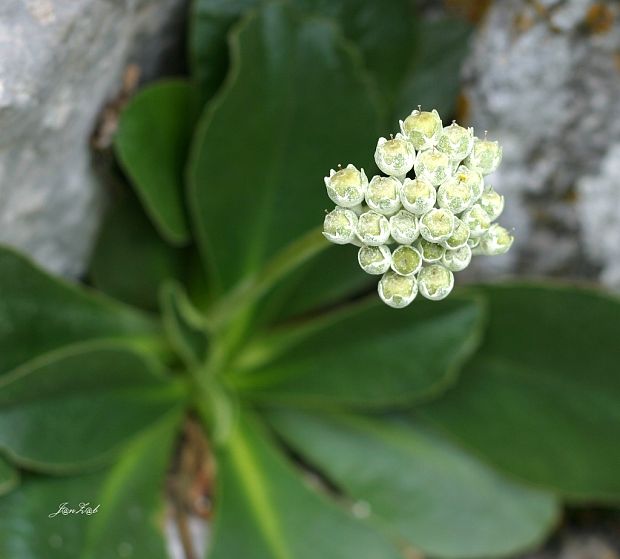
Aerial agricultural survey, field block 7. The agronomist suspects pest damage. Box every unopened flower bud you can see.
[378,271,418,308]
[324,164,368,207]
[418,264,454,301]
[357,210,391,246]
[437,174,475,214]
[366,175,401,215]
[391,245,422,276]
[420,208,455,243]
[460,204,490,238]
[478,223,514,255]
[400,109,442,150]
[389,210,419,244]
[467,236,480,249]
[323,207,358,245]
[465,137,502,175]
[442,245,472,272]
[417,239,446,263]
[479,186,505,220]
[358,245,392,275]
[437,122,474,161]
[400,178,436,216]
[414,148,452,187]
[374,134,415,177]
[441,217,470,250]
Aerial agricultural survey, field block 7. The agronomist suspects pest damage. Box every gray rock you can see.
[462,0,620,286]
[0,0,186,278]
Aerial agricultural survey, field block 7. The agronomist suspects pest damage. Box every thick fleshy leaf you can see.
[230,296,484,408]
[419,284,620,501]
[115,80,199,244]
[0,412,180,559]
[0,457,18,496]
[269,409,559,559]
[188,2,381,295]
[90,194,188,312]
[0,246,158,377]
[0,342,186,472]
[395,17,472,120]
[207,411,402,559]
[190,0,416,105]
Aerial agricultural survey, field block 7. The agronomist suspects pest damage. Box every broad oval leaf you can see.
[230,295,484,408]
[0,246,158,377]
[208,411,402,559]
[0,342,186,472]
[115,80,199,244]
[419,284,620,502]
[188,2,382,295]
[0,412,180,559]
[0,457,18,497]
[268,409,559,559]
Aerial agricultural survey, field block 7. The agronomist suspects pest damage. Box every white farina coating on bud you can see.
[419,208,455,243]
[479,186,505,220]
[358,245,392,275]
[465,137,502,176]
[391,245,422,276]
[478,223,514,255]
[366,175,402,215]
[357,210,391,246]
[324,164,368,207]
[414,148,452,187]
[399,109,442,150]
[323,207,358,245]
[389,210,419,244]
[436,122,474,162]
[418,264,454,301]
[441,217,470,250]
[437,174,475,214]
[442,245,472,272]
[452,165,484,205]
[374,134,415,177]
[400,178,436,216]
[378,271,418,308]
[417,239,446,263]
[460,204,491,238]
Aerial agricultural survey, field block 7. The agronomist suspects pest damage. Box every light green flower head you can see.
[321,107,511,308]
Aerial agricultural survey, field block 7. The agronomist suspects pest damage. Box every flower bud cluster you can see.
[322,108,513,308]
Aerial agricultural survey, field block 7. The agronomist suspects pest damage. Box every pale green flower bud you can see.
[357,210,391,246]
[465,137,502,175]
[467,236,480,249]
[324,164,368,207]
[437,174,475,214]
[400,109,442,150]
[414,148,452,187]
[478,223,514,255]
[323,207,358,245]
[455,164,484,204]
[419,208,455,243]
[416,239,446,263]
[389,210,419,244]
[378,271,418,309]
[441,216,470,250]
[366,175,402,215]
[391,245,422,276]
[436,122,474,161]
[418,264,454,301]
[460,204,491,238]
[358,245,392,275]
[479,186,505,220]
[400,177,436,216]
[442,245,472,272]
[374,134,415,177]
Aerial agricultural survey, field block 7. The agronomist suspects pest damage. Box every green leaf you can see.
[230,295,484,408]
[189,0,416,106]
[0,245,158,377]
[269,409,559,559]
[115,80,199,244]
[0,411,180,559]
[188,1,382,295]
[395,17,473,120]
[0,342,186,472]
[419,284,620,502]
[208,411,402,559]
[90,194,188,312]
[0,457,18,497]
